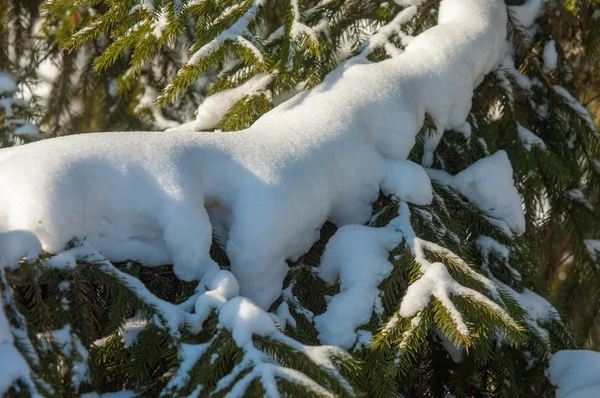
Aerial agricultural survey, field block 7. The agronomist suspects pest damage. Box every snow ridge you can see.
[0,0,507,310]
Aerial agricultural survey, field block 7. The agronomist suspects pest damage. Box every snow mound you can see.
[0,0,507,310]
[0,230,42,269]
[218,297,278,346]
[428,151,525,234]
[453,151,525,233]
[548,350,600,398]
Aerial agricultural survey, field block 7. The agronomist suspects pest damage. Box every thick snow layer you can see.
[0,0,507,310]
[548,350,600,398]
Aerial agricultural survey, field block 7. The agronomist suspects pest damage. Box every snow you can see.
[0,344,36,396]
[121,314,148,348]
[314,223,401,347]
[476,235,558,342]
[0,72,17,96]
[548,350,600,398]
[475,235,521,280]
[380,160,433,205]
[276,302,296,328]
[0,293,38,396]
[400,262,473,335]
[186,0,266,66]
[453,151,525,233]
[358,6,417,59]
[168,73,272,132]
[194,269,240,324]
[428,151,525,233]
[0,97,28,117]
[354,330,372,350]
[509,0,546,28]
[584,239,600,262]
[518,124,546,151]
[543,40,558,72]
[554,85,598,133]
[46,252,77,270]
[12,120,40,137]
[37,325,90,389]
[218,297,277,346]
[164,342,212,391]
[566,189,593,210]
[382,203,512,337]
[134,82,179,130]
[0,0,507,311]
[0,230,42,269]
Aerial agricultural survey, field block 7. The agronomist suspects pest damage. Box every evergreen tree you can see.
[0,0,599,397]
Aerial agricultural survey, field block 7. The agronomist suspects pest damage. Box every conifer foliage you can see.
[0,0,599,397]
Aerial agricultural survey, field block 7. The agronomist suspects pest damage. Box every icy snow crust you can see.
[0,0,507,310]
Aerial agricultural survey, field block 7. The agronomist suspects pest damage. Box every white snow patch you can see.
[584,239,600,262]
[164,342,211,391]
[0,72,17,96]
[37,324,90,388]
[218,297,277,346]
[315,224,401,348]
[554,85,597,133]
[566,189,593,210]
[518,124,546,151]
[542,40,558,72]
[46,252,77,270]
[509,0,546,28]
[453,151,525,233]
[0,231,42,269]
[168,73,272,132]
[548,350,600,398]
[380,160,433,205]
[121,314,148,348]
[475,235,521,281]
[0,296,39,396]
[276,302,296,328]
[354,330,373,350]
